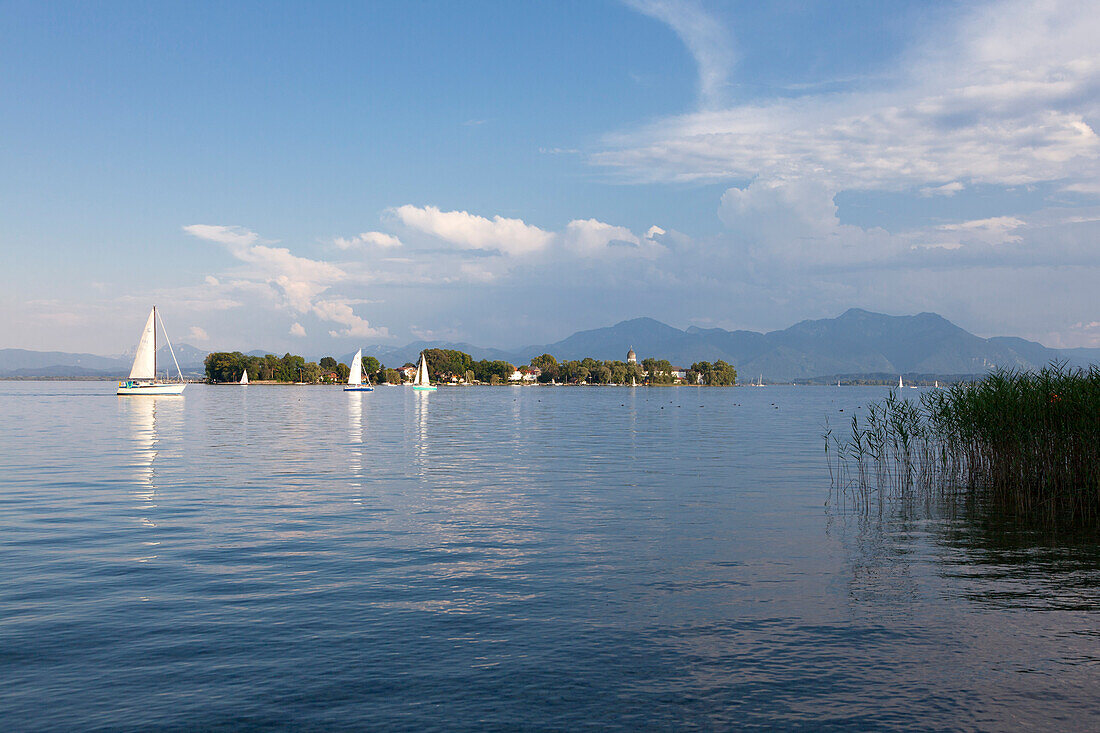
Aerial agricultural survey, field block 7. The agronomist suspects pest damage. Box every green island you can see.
[204,348,737,386]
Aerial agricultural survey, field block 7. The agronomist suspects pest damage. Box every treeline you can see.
[685,360,739,386]
[426,350,737,386]
[418,349,514,384]
[204,347,738,385]
[204,352,399,384]
[532,356,735,386]
[206,352,306,383]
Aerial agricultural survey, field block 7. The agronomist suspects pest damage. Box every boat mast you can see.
[153,305,157,381]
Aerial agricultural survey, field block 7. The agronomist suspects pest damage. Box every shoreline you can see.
[1,378,953,387]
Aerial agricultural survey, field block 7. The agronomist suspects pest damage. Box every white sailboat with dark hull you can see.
[117,306,186,395]
[344,349,374,392]
[412,351,436,391]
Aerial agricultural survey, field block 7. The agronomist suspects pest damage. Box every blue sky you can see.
[2,0,1098,354]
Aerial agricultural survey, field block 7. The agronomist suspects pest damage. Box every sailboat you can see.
[240,369,249,385]
[898,376,904,389]
[344,349,374,392]
[117,306,186,395]
[412,351,436,391]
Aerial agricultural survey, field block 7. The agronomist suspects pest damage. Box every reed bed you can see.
[826,364,1100,526]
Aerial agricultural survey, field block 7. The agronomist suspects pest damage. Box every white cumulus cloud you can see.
[334,231,403,249]
[184,224,388,340]
[391,204,554,256]
[387,204,664,261]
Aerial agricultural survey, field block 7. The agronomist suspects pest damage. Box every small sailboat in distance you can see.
[344,349,374,392]
[240,369,249,385]
[412,351,437,391]
[117,306,186,395]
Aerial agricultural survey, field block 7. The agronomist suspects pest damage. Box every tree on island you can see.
[204,351,246,383]
[203,351,336,384]
[473,359,514,383]
[422,349,474,380]
[275,353,305,382]
[642,358,675,384]
[530,353,559,383]
[689,360,737,386]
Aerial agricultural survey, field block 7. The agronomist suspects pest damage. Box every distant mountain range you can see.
[4,309,1099,380]
[0,345,210,378]
[350,309,1100,381]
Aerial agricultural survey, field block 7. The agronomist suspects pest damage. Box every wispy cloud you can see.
[625,0,735,109]
[934,217,1025,246]
[181,224,259,247]
[183,224,388,339]
[606,0,1100,190]
[920,182,965,197]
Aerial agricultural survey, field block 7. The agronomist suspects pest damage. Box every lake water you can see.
[2,382,1098,730]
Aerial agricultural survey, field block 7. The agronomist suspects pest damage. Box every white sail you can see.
[349,349,363,386]
[118,306,185,395]
[240,369,249,385]
[414,353,429,386]
[129,308,157,379]
[899,376,904,389]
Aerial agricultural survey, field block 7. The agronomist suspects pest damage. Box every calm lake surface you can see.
[2,382,1098,730]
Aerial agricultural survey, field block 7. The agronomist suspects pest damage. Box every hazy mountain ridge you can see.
[4,310,1099,379]
[0,344,210,378]
[514,309,1100,380]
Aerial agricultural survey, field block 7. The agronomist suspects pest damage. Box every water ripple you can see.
[0,383,1097,730]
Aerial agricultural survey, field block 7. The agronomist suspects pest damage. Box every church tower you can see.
[627,347,637,365]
